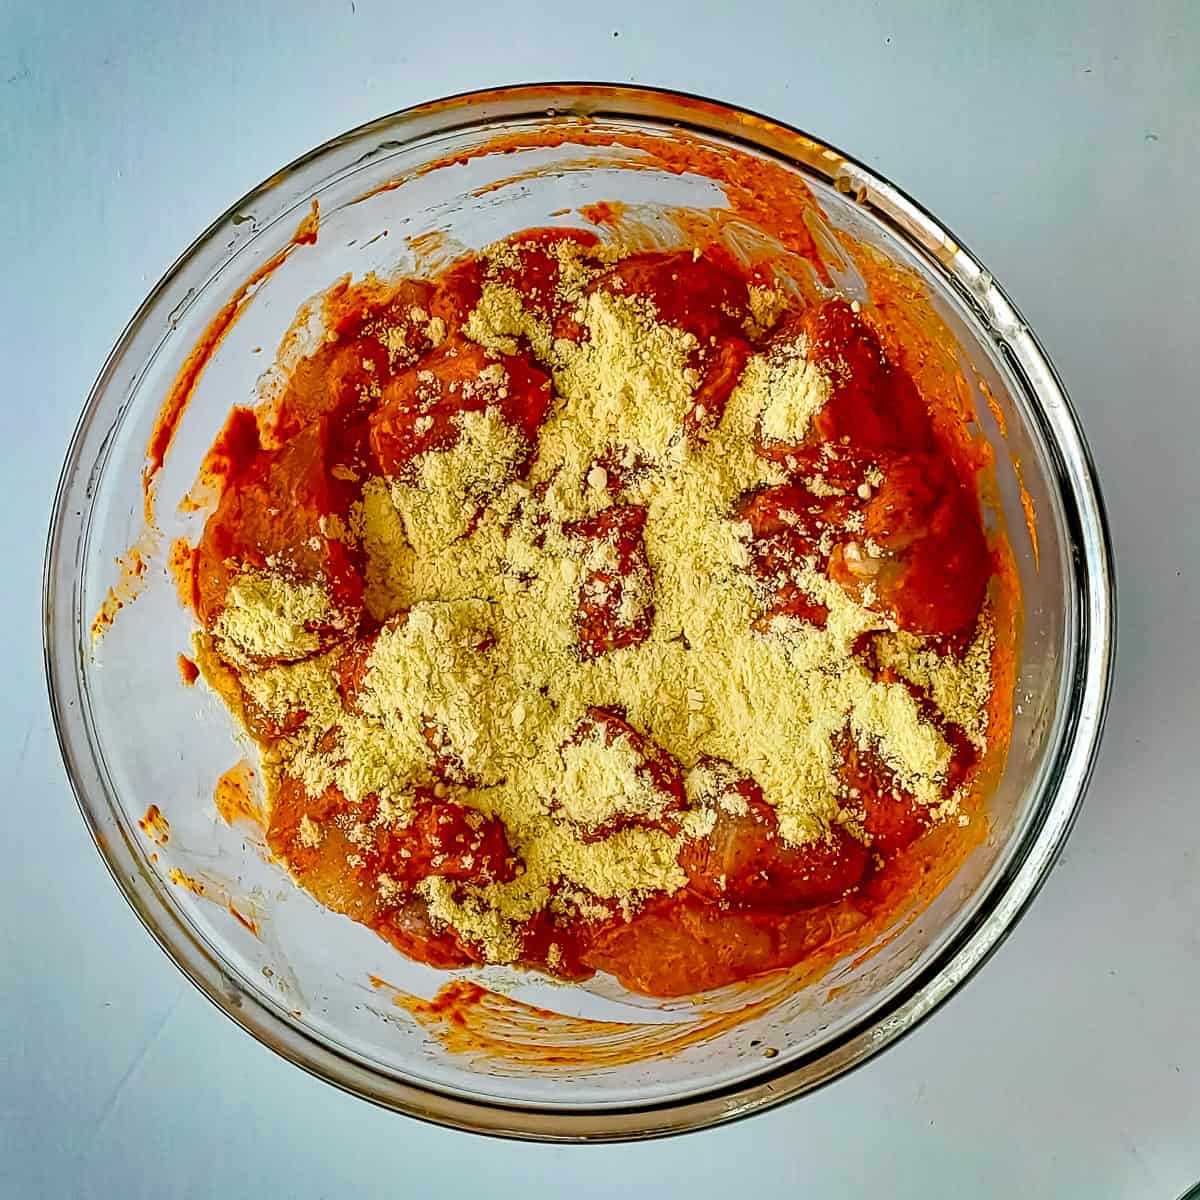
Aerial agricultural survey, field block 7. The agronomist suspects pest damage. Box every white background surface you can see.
[2,1,1197,1195]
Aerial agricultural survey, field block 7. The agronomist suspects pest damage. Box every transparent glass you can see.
[44,84,1114,1140]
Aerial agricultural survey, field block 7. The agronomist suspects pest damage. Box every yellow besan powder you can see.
[210,235,993,963]
[351,477,413,621]
[872,619,995,750]
[388,407,528,557]
[744,284,790,339]
[556,728,675,833]
[213,569,339,664]
[748,336,833,447]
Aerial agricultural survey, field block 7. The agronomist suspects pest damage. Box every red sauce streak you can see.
[214,760,262,826]
[142,199,319,522]
[167,537,199,612]
[169,867,205,895]
[90,542,151,641]
[1011,455,1040,568]
[227,903,261,936]
[138,803,170,845]
[367,975,792,1069]
[578,200,628,227]
[352,121,829,283]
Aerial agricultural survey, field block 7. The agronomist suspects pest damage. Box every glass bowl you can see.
[44,83,1115,1140]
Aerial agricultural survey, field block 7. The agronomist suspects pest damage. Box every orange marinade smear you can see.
[181,224,1012,999]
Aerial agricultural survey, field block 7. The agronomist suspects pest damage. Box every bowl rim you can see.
[43,80,1116,1142]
